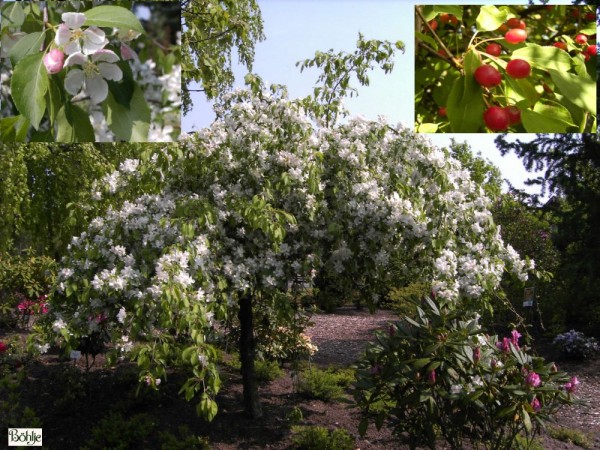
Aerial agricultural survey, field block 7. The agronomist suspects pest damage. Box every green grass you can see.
[548,426,593,449]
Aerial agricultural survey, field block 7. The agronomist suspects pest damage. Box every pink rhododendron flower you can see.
[0,342,7,353]
[55,12,108,55]
[43,49,65,74]
[564,376,580,393]
[531,397,541,412]
[511,329,521,348]
[496,337,511,353]
[525,371,541,388]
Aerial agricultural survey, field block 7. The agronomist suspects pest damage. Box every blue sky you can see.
[183,0,577,197]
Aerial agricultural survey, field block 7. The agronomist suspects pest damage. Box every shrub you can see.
[355,295,578,450]
[291,425,354,450]
[255,359,284,381]
[553,330,600,360]
[297,367,348,401]
[380,282,430,314]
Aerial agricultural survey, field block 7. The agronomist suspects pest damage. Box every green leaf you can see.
[84,5,145,33]
[107,61,135,108]
[512,44,572,72]
[9,31,46,67]
[1,1,25,27]
[46,78,63,127]
[416,123,438,133]
[505,77,539,108]
[10,53,48,130]
[55,104,96,142]
[476,5,508,32]
[0,115,30,142]
[415,31,437,49]
[102,84,151,141]
[548,69,596,114]
[447,51,484,132]
[533,100,575,127]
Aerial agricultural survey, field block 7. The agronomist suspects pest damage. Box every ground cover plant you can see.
[415,4,597,132]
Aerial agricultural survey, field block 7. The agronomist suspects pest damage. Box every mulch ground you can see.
[2,307,599,449]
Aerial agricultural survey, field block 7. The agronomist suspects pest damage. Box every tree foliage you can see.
[181,0,265,114]
[495,133,600,337]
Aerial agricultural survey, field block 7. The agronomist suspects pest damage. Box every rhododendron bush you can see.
[29,84,535,420]
[0,1,180,142]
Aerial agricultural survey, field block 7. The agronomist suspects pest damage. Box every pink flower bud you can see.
[473,346,481,363]
[531,397,541,412]
[525,371,541,388]
[0,342,8,353]
[428,370,436,385]
[43,49,65,74]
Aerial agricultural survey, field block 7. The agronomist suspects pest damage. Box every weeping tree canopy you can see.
[33,86,532,420]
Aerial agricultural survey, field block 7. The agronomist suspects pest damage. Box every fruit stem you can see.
[415,7,463,71]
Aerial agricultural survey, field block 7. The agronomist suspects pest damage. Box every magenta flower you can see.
[0,342,7,353]
[564,376,580,393]
[525,371,541,388]
[531,397,541,412]
[511,329,521,348]
[43,49,65,74]
[496,337,511,353]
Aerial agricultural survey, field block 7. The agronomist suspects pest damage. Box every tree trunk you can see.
[238,292,263,418]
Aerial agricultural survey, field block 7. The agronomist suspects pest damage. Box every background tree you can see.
[495,133,600,337]
[181,0,265,114]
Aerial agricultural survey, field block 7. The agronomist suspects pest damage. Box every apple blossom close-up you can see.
[1,1,181,142]
[0,0,599,449]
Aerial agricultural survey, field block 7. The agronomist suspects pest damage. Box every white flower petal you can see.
[98,62,123,81]
[86,74,109,104]
[92,49,120,64]
[65,52,87,67]
[62,12,86,29]
[64,40,81,55]
[64,69,85,95]
[55,23,71,46]
[82,27,108,55]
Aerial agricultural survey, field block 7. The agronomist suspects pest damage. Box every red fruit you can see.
[484,106,510,131]
[506,59,531,78]
[587,44,597,56]
[575,34,588,45]
[497,24,509,33]
[507,18,526,29]
[438,106,447,117]
[571,8,580,19]
[584,53,591,62]
[553,42,568,51]
[505,106,521,125]
[474,64,502,87]
[440,13,450,24]
[438,49,448,57]
[428,20,438,32]
[505,29,527,44]
[485,43,502,56]
[585,12,596,22]
[449,15,459,26]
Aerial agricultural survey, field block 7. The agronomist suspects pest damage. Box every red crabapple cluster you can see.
[432,7,596,132]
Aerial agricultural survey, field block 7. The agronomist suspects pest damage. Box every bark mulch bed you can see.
[3,307,599,449]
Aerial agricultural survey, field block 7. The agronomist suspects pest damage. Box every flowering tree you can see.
[1,1,180,142]
[31,79,533,419]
